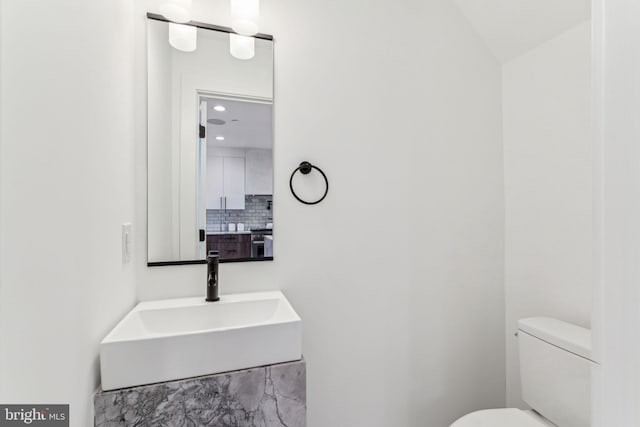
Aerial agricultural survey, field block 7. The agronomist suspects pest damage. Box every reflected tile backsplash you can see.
[207,195,273,232]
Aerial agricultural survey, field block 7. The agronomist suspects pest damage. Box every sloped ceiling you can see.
[451,0,590,62]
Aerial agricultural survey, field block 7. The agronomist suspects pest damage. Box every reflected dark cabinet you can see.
[206,234,251,259]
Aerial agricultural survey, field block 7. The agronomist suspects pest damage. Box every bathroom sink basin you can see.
[100,291,302,391]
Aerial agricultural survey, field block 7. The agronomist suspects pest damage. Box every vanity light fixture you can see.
[230,0,259,36]
[159,0,192,24]
[216,136,225,141]
[214,105,226,112]
[169,23,197,52]
[229,33,255,60]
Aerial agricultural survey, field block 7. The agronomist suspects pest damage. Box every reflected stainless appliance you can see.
[250,229,272,258]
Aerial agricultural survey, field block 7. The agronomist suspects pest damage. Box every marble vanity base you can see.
[94,359,306,427]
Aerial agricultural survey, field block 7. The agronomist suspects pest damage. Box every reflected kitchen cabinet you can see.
[206,155,245,210]
[207,233,251,259]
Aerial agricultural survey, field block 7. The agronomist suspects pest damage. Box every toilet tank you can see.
[518,317,592,427]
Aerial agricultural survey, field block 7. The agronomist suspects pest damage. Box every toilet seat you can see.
[450,409,553,427]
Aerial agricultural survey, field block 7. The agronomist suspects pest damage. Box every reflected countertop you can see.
[206,231,252,235]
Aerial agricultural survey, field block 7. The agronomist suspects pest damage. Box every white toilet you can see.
[451,317,592,427]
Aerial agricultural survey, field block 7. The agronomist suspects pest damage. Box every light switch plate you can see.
[122,223,132,264]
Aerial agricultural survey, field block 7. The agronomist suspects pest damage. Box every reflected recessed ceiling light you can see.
[207,118,226,125]
[216,136,225,140]
[214,105,226,112]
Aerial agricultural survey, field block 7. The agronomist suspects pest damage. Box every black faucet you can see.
[206,253,220,302]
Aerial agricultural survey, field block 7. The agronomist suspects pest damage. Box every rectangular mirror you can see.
[146,14,274,265]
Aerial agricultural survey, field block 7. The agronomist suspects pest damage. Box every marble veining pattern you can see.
[94,360,305,427]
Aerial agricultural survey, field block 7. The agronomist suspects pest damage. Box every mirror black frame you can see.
[146,13,273,42]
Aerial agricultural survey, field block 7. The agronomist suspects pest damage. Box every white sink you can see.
[100,291,302,391]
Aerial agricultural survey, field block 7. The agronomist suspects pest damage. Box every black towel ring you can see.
[289,161,329,205]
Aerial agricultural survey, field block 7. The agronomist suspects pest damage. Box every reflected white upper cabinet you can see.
[223,156,246,209]
[206,155,245,210]
[206,156,224,209]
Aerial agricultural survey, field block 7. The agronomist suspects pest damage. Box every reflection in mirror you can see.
[147,15,274,265]
[203,95,273,261]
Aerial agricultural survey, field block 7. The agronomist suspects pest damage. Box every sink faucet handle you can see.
[206,254,220,302]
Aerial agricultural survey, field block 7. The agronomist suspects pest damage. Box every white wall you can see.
[502,21,592,407]
[0,1,137,426]
[136,1,506,426]
[592,0,640,425]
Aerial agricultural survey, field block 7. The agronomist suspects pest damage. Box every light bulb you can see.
[229,33,255,60]
[159,0,192,23]
[230,0,259,36]
[169,23,197,52]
